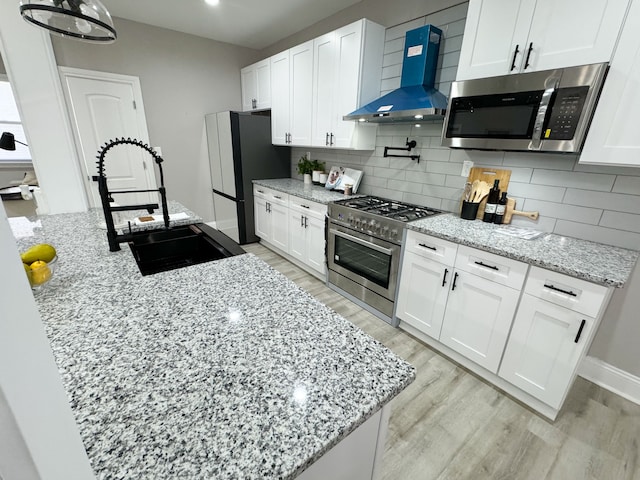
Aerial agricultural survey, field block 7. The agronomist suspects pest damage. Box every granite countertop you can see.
[408,214,638,287]
[253,178,361,204]
[14,203,414,479]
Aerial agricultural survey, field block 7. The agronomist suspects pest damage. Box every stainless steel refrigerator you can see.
[205,111,290,244]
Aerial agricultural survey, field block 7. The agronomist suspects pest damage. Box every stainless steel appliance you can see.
[441,62,608,153]
[327,196,441,324]
[205,111,289,244]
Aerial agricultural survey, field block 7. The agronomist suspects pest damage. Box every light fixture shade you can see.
[20,0,117,43]
[0,132,17,151]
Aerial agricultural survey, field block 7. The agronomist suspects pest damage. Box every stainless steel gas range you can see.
[327,196,442,324]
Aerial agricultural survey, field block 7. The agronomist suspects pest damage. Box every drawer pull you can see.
[274,195,282,200]
[544,283,577,297]
[574,319,586,343]
[418,243,436,251]
[451,272,459,291]
[474,261,499,271]
[442,268,449,287]
[257,189,264,193]
[301,204,310,209]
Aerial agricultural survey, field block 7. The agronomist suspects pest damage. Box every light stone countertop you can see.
[253,178,361,204]
[408,214,638,287]
[13,203,414,479]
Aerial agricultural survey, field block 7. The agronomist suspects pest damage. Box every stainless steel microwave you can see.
[441,63,608,153]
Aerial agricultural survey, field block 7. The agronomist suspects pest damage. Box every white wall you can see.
[52,18,260,222]
[0,202,95,478]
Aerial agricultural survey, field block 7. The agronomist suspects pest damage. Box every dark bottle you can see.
[494,191,508,224]
[482,179,501,223]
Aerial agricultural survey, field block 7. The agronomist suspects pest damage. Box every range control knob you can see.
[390,229,398,240]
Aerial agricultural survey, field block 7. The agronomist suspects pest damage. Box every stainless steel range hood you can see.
[344,24,448,123]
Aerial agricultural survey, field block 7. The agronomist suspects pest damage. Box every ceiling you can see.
[104,0,363,50]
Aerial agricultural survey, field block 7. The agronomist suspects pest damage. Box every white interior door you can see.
[59,68,157,208]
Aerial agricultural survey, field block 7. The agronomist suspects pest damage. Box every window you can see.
[0,76,31,164]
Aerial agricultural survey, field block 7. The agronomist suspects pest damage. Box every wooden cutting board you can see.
[503,198,540,224]
[465,167,511,219]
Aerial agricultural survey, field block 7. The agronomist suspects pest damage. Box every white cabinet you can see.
[289,197,328,276]
[396,232,458,339]
[241,59,271,111]
[440,246,527,373]
[396,235,527,374]
[580,0,640,166]
[499,267,611,408]
[457,0,630,80]
[253,186,289,251]
[311,19,384,150]
[270,42,314,146]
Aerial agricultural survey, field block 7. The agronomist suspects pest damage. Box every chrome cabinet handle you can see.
[510,44,520,71]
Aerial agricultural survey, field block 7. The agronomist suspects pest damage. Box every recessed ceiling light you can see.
[205,0,220,5]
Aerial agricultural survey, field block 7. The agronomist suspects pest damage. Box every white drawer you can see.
[524,266,610,318]
[253,185,268,199]
[455,245,528,290]
[268,190,288,206]
[289,196,327,219]
[405,230,458,267]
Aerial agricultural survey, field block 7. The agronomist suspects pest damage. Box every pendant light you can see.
[19,0,117,43]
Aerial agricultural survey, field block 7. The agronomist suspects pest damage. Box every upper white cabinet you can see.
[580,0,640,166]
[270,41,314,146]
[457,0,630,80]
[241,59,271,111]
[311,20,384,150]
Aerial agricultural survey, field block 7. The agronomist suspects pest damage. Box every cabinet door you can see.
[526,0,629,72]
[395,251,450,339]
[255,59,271,109]
[331,22,363,148]
[289,209,306,262]
[270,201,289,252]
[580,0,640,166]
[240,65,256,111]
[499,294,594,408]
[271,51,290,145]
[254,196,270,241]
[289,41,314,146]
[312,31,336,147]
[440,271,520,373]
[456,0,534,80]
[306,213,326,275]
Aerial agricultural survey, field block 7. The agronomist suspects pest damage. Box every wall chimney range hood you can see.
[344,24,448,123]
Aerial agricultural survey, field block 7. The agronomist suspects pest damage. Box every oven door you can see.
[327,222,400,301]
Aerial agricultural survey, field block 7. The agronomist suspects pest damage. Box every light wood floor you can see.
[244,243,640,480]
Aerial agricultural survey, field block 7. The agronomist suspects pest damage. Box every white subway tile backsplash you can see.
[563,189,640,214]
[502,152,577,171]
[505,182,566,203]
[373,166,406,180]
[600,211,640,234]
[424,149,452,162]
[410,171,447,185]
[613,176,640,195]
[422,184,462,200]
[445,175,467,189]
[530,169,615,192]
[509,215,557,233]
[425,2,468,26]
[444,18,466,37]
[426,161,460,175]
[522,199,603,225]
[388,179,424,194]
[382,50,403,68]
[404,192,443,209]
[384,18,425,41]
[383,37,404,55]
[442,35,463,53]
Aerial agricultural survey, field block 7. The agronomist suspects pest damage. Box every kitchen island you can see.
[13,203,414,479]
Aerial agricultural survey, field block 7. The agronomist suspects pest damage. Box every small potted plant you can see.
[311,159,325,185]
[297,156,313,184]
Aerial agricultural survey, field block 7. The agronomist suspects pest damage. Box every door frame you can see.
[58,67,157,208]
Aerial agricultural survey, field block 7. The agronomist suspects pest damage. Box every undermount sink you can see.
[128,223,245,276]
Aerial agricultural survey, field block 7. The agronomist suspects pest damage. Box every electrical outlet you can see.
[461,160,473,177]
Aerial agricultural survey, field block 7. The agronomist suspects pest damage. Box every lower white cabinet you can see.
[254,185,327,278]
[289,197,327,276]
[253,186,289,252]
[439,269,521,374]
[396,231,614,419]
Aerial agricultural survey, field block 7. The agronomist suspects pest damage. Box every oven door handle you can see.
[330,229,393,256]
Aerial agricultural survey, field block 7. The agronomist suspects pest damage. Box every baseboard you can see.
[579,356,640,406]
